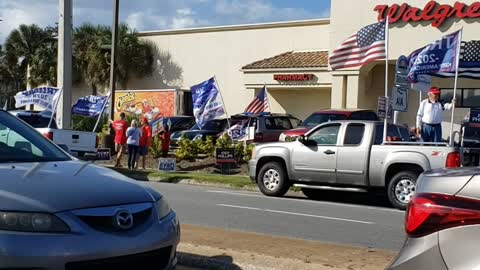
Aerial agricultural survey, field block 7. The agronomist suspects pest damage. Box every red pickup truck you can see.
[279,109,380,141]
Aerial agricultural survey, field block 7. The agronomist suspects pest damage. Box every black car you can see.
[169,118,229,149]
[152,116,195,133]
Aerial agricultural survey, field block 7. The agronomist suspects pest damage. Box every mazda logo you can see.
[113,210,134,230]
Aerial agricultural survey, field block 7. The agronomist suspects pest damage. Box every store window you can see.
[441,88,480,108]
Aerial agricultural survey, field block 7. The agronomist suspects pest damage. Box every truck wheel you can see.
[387,171,418,210]
[257,162,290,197]
[302,188,324,200]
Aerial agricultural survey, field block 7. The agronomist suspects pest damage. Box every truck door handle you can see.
[324,150,336,155]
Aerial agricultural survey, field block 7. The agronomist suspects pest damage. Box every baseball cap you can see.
[428,87,441,95]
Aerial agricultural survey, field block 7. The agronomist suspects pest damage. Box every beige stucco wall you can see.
[330,0,480,139]
[267,88,331,120]
[131,20,330,116]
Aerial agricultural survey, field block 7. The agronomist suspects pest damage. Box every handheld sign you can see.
[95,148,111,161]
[158,158,176,172]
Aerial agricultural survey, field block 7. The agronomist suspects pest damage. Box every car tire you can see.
[257,162,290,197]
[301,188,325,200]
[387,171,419,210]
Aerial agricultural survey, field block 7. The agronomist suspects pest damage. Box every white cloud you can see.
[177,8,194,16]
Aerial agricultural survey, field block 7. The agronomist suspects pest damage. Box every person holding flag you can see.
[416,87,455,142]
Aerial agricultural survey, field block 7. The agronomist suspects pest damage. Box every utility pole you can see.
[57,0,72,129]
[109,0,119,120]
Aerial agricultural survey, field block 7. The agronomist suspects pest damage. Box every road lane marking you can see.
[217,204,375,225]
[207,190,403,213]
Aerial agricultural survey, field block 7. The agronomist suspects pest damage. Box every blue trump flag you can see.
[407,31,461,83]
[190,77,225,129]
[72,95,108,117]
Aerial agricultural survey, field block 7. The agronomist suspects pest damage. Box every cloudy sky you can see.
[0,0,331,41]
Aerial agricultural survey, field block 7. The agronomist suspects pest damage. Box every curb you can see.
[178,252,235,270]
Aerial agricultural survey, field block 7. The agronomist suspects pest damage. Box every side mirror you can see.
[299,135,307,144]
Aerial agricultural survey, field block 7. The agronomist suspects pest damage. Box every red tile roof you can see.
[242,51,329,70]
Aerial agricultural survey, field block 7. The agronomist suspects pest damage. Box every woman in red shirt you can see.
[137,117,152,170]
[159,125,171,158]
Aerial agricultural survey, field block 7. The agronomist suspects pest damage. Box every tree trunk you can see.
[92,84,97,96]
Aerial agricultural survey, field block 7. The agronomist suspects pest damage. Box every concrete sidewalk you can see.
[178,224,396,270]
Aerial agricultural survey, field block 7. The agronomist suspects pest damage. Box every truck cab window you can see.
[344,124,365,145]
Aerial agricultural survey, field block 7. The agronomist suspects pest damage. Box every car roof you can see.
[321,120,407,127]
[313,109,375,114]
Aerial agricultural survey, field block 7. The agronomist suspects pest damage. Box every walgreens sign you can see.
[374,1,480,28]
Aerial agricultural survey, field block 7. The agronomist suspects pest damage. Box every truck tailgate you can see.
[38,128,97,153]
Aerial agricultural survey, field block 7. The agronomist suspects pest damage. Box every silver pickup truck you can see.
[249,120,462,209]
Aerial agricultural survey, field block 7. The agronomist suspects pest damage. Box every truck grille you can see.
[65,246,172,270]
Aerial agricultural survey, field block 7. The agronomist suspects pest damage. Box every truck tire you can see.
[257,162,290,197]
[387,171,418,210]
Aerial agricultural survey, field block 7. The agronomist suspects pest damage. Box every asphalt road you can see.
[147,182,406,251]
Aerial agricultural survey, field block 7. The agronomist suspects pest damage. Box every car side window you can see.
[350,112,379,121]
[309,124,340,145]
[344,124,365,145]
[290,118,301,128]
[264,117,293,130]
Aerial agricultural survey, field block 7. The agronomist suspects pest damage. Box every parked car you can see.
[170,118,229,149]
[0,109,180,269]
[249,120,461,210]
[279,109,379,141]
[8,110,97,158]
[230,113,301,143]
[152,116,195,134]
[387,167,480,269]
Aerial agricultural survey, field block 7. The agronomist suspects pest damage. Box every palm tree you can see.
[4,24,51,90]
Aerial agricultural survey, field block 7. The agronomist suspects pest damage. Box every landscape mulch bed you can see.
[97,154,248,176]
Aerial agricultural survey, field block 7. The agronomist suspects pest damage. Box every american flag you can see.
[245,86,269,114]
[329,21,386,70]
[436,40,480,79]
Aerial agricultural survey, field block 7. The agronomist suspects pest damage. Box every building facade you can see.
[126,0,479,139]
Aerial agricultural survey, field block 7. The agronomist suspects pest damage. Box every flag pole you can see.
[93,92,112,133]
[449,28,463,146]
[213,76,232,136]
[2,99,7,110]
[264,83,271,112]
[48,88,63,128]
[382,16,390,144]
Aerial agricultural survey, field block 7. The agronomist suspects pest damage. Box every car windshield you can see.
[0,111,70,163]
[302,113,347,127]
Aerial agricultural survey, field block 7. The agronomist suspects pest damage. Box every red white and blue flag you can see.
[329,21,387,70]
[244,86,269,114]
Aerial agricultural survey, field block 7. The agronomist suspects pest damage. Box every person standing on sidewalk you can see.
[112,112,128,167]
[159,125,171,158]
[137,117,152,170]
[416,87,455,142]
[126,120,142,170]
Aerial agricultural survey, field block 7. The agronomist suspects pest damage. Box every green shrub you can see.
[149,136,163,158]
[242,144,255,162]
[198,136,215,157]
[175,134,199,161]
[215,133,232,149]
[72,115,108,133]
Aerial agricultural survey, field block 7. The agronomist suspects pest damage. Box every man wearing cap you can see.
[416,87,455,142]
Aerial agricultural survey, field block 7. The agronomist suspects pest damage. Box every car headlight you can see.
[155,197,172,220]
[193,134,203,141]
[0,212,70,233]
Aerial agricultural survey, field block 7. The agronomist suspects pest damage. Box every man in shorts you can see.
[112,112,128,167]
[137,117,152,170]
